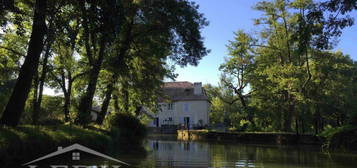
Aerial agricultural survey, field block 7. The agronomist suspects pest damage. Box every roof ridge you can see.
[165,81,192,83]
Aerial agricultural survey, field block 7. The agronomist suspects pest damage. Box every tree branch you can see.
[0,46,25,57]
[71,70,89,82]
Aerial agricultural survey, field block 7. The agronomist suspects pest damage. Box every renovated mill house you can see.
[147,81,210,129]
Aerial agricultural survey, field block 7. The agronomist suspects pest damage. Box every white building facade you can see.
[147,82,210,129]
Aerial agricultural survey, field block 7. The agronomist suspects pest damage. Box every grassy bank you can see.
[0,124,144,167]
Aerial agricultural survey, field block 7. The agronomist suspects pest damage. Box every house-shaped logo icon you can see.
[22,143,130,168]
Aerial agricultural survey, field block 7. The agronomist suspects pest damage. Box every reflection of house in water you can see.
[149,140,210,167]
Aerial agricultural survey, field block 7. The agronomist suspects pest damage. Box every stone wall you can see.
[177,130,321,145]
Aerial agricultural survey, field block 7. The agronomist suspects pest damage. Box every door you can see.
[154,117,159,127]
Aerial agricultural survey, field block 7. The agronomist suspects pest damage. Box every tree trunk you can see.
[113,95,120,113]
[295,117,299,136]
[283,112,292,132]
[301,118,305,134]
[63,92,71,122]
[0,0,47,127]
[238,94,255,126]
[123,85,129,113]
[96,21,133,123]
[32,71,39,125]
[96,82,114,125]
[282,92,292,132]
[33,35,54,124]
[283,102,293,132]
[60,73,72,123]
[314,104,321,135]
[76,38,106,125]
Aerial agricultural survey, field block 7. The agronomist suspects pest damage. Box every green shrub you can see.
[38,118,64,125]
[319,125,357,151]
[107,113,147,151]
[0,125,113,167]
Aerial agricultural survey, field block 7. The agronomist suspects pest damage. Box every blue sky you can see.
[173,0,357,86]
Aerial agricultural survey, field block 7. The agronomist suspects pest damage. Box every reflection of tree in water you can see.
[184,142,190,151]
[209,143,326,168]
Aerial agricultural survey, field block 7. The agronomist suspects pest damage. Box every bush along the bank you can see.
[319,125,357,151]
[0,114,148,166]
[0,125,112,167]
[106,113,147,152]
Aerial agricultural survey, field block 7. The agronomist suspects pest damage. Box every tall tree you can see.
[0,0,47,126]
[75,0,122,125]
[219,31,256,126]
[77,0,209,125]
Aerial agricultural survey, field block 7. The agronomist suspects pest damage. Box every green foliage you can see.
[0,125,112,166]
[319,125,357,150]
[204,82,247,130]
[1,0,208,126]
[20,95,64,124]
[39,95,64,120]
[211,0,357,136]
[0,80,15,115]
[0,123,147,166]
[105,113,147,151]
[247,0,357,133]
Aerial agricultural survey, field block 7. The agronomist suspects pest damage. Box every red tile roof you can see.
[163,81,193,88]
[159,81,208,102]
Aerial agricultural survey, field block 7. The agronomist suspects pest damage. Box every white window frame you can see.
[168,103,174,110]
[72,152,80,160]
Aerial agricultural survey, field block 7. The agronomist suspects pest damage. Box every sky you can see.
[173,0,357,86]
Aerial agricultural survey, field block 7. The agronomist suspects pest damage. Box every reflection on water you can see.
[121,138,357,168]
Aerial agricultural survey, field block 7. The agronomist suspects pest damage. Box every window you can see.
[183,103,189,112]
[184,88,191,95]
[72,152,80,160]
[168,103,174,110]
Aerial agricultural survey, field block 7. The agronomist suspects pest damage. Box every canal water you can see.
[120,137,357,168]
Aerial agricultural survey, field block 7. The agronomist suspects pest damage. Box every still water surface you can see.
[120,138,357,168]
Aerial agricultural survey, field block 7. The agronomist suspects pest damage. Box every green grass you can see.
[0,125,113,166]
[0,122,148,167]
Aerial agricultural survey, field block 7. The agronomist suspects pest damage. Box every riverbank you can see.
[0,124,145,167]
[177,130,322,145]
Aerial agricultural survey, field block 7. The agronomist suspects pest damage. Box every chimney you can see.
[193,82,202,95]
[57,146,63,151]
